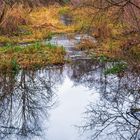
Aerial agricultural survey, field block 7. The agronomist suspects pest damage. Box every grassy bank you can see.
[0,5,79,45]
[0,4,95,44]
[0,43,65,72]
[0,4,91,72]
[0,4,139,68]
[76,35,140,65]
[73,6,140,65]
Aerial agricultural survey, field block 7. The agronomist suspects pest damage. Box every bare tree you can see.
[0,66,64,140]
[81,0,140,33]
[71,59,140,140]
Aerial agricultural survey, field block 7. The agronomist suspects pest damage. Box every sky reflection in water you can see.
[0,58,140,140]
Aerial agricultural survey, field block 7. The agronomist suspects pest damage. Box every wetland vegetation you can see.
[0,0,140,140]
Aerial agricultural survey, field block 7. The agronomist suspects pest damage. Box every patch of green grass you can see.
[11,59,20,74]
[46,43,57,49]
[34,41,41,49]
[58,7,71,15]
[104,62,127,75]
[98,55,108,63]
[0,43,66,71]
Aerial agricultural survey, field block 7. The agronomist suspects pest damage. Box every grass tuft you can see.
[0,43,66,71]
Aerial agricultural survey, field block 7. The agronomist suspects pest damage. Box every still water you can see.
[0,59,140,140]
[0,34,140,140]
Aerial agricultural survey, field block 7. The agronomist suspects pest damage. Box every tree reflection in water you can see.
[69,59,140,140]
[0,66,64,140]
[0,58,139,140]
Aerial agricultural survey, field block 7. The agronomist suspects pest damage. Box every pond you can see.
[0,34,140,140]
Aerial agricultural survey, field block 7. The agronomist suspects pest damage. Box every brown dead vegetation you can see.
[0,4,29,35]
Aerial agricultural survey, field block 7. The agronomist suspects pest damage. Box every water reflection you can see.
[0,59,139,140]
[60,15,73,26]
[0,67,64,140]
[72,60,140,140]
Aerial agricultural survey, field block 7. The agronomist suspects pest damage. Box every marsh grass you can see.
[0,4,139,67]
[0,4,29,35]
[11,59,20,74]
[0,5,90,44]
[0,43,66,71]
[104,62,127,75]
[58,7,71,15]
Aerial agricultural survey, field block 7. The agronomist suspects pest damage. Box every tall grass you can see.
[0,42,66,71]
